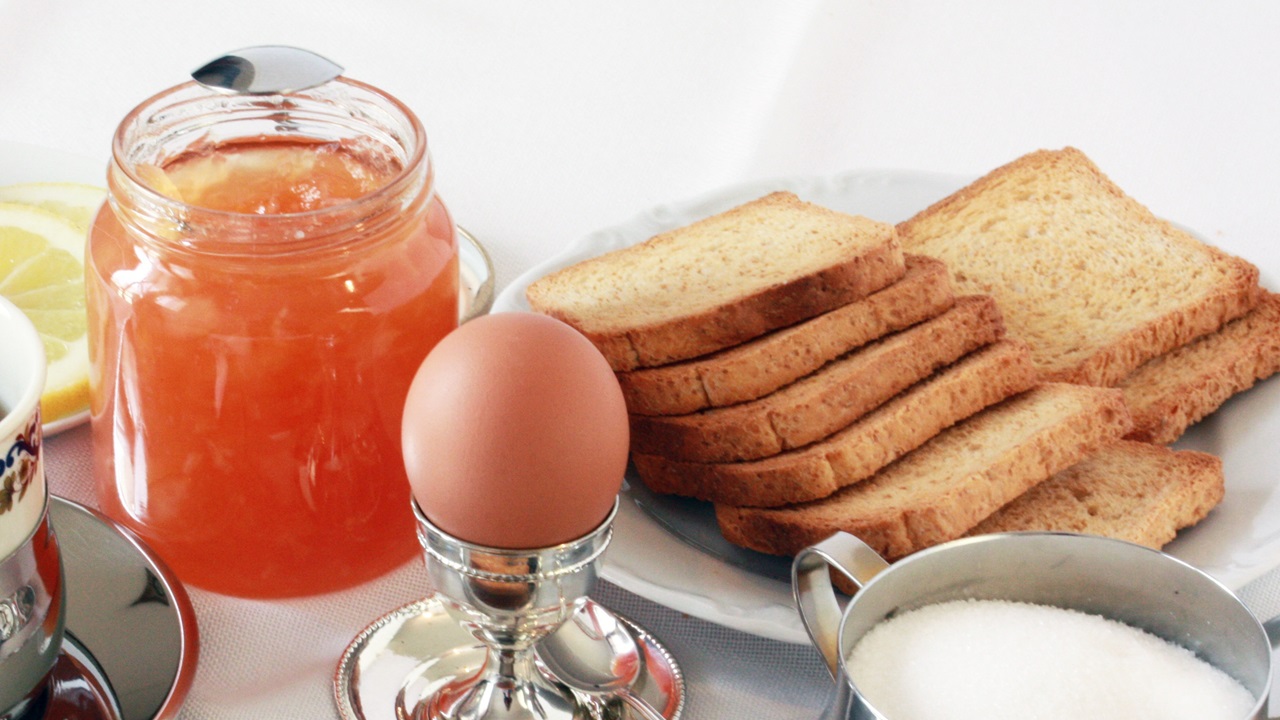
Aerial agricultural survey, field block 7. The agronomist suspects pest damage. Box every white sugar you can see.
[846,599,1256,720]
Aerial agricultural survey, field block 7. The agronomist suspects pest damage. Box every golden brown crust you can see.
[1052,276,1262,387]
[611,240,907,370]
[716,384,1134,560]
[966,440,1225,549]
[634,340,1038,507]
[628,296,1005,463]
[527,192,907,371]
[897,147,1261,387]
[901,148,1114,233]
[618,256,955,416]
[1122,293,1280,444]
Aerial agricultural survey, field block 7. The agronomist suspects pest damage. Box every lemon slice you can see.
[0,199,95,424]
[0,182,106,233]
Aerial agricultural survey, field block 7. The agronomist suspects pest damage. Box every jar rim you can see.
[110,77,429,224]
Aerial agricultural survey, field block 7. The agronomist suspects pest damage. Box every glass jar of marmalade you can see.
[87,78,458,597]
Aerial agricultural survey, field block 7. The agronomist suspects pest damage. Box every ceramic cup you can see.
[0,296,64,715]
[793,531,1280,720]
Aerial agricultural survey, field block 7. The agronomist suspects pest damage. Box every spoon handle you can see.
[191,46,343,95]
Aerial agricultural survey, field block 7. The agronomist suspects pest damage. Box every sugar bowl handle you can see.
[1264,615,1280,650]
[791,532,890,681]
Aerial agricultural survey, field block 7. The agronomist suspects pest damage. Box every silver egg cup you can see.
[412,499,615,720]
[335,498,685,720]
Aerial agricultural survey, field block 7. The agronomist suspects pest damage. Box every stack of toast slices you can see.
[527,148,1280,566]
[896,147,1280,445]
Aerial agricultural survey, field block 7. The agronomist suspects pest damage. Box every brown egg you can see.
[401,312,629,549]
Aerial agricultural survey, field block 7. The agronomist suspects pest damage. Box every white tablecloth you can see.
[5,1,1280,717]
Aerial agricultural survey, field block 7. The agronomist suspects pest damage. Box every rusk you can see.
[619,256,954,416]
[897,147,1260,386]
[1120,292,1280,444]
[628,295,1004,463]
[633,340,1038,507]
[967,440,1224,549]
[716,383,1134,561]
[526,191,906,371]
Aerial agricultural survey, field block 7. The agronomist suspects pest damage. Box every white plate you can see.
[493,169,1280,644]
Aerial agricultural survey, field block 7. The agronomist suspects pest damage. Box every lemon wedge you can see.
[0,182,106,233]
[0,191,101,425]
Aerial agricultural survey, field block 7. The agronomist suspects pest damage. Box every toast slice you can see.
[716,383,1134,561]
[1120,292,1280,444]
[897,147,1260,386]
[629,295,1004,463]
[619,255,955,416]
[634,339,1038,507]
[527,191,906,371]
[966,440,1224,548]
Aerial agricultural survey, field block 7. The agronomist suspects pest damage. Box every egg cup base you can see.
[333,596,685,720]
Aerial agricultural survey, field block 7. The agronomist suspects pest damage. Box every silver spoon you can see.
[191,46,343,95]
[537,602,666,720]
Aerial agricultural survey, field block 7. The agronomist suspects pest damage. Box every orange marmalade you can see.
[88,80,457,597]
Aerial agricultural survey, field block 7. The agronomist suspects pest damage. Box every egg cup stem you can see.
[410,500,618,720]
[427,646,570,719]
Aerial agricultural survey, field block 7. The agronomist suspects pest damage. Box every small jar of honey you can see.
[87,75,458,597]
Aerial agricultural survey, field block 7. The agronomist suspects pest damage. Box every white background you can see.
[2,2,1278,717]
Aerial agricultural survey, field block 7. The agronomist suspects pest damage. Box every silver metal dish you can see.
[334,596,684,720]
[48,496,197,720]
[21,631,125,719]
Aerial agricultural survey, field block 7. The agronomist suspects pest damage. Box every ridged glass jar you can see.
[87,78,458,598]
